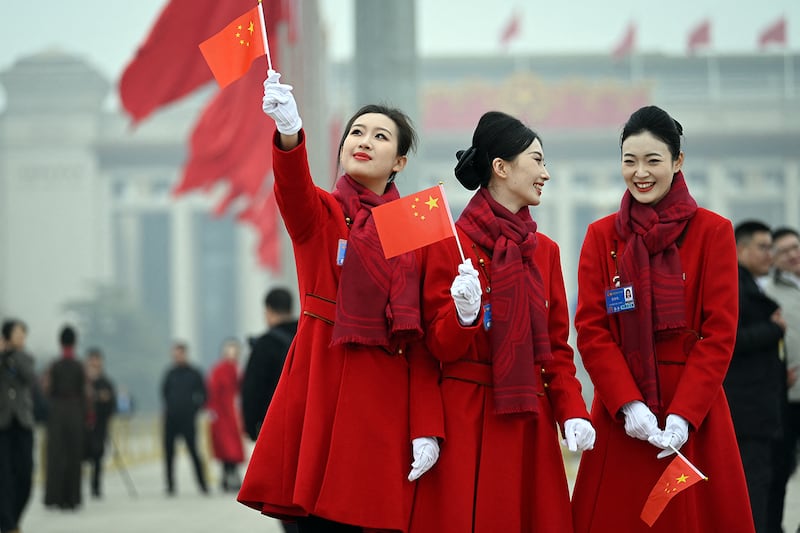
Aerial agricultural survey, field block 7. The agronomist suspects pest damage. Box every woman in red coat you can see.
[206,339,245,492]
[237,71,444,533]
[409,111,595,533]
[571,105,754,532]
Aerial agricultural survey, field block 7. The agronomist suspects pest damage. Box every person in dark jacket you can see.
[241,287,298,442]
[84,347,116,498]
[724,220,787,533]
[161,342,208,495]
[44,325,87,511]
[0,319,35,533]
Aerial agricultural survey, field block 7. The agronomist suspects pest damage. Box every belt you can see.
[442,360,493,387]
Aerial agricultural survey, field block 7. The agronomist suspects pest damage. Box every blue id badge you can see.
[605,284,635,314]
[482,303,492,330]
[336,239,347,266]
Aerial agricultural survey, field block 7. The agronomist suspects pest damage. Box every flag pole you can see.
[438,183,466,263]
[668,445,708,480]
[257,0,274,72]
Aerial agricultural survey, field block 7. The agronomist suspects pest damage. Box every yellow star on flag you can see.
[425,196,440,210]
[676,474,689,484]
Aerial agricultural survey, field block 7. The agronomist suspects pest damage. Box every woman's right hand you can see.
[450,259,482,325]
[262,70,302,136]
[621,400,659,441]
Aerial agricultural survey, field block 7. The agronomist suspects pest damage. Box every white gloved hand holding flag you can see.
[262,70,302,135]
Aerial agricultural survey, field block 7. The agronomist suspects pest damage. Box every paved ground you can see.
[18,431,800,533]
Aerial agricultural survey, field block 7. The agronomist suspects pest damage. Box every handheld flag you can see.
[372,184,457,259]
[199,6,267,88]
[640,453,707,526]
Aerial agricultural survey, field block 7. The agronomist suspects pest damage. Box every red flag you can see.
[238,189,281,272]
[199,6,267,88]
[372,185,456,259]
[612,22,636,60]
[759,16,787,49]
[176,62,281,271]
[119,0,257,124]
[687,19,711,55]
[640,455,706,527]
[499,10,521,48]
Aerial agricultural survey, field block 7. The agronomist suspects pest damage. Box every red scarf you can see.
[614,171,697,411]
[62,346,75,359]
[458,188,553,415]
[330,175,422,349]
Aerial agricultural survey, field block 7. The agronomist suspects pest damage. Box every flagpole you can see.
[438,183,466,263]
[257,0,274,72]
[668,445,708,480]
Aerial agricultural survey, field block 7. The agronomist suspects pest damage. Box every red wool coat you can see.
[571,209,755,533]
[207,358,245,463]
[237,132,444,532]
[409,227,590,533]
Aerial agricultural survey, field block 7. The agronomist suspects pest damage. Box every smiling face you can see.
[621,131,684,206]
[339,113,407,195]
[488,138,549,213]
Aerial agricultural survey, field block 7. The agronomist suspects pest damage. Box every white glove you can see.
[648,414,690,459]
[262,69,302,135]
[562,418,596,452]
[408,437,440,481]
[450,259,482,325]
[621,400,660,441]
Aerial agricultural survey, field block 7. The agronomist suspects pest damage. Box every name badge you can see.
[336,239,347,266]
[605,284,635,314]
[482,303,492,330]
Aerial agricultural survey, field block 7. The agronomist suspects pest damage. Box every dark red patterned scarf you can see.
[614,171,697,411]
[458,187,553,415]
[330,175,422,349]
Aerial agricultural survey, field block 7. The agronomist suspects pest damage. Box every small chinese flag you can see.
[640,454,706,526]
[372,184,456,259]
[199,6,266,88]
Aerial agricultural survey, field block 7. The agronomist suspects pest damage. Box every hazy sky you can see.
[0,0,797,83]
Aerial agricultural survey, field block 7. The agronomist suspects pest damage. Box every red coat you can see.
[207,358,244,463]
[571,209,755,532]
[409,227,590,533]
[238,132,444,532]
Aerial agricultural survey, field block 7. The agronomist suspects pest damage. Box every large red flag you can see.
[687,20,711,55]
[119,0,257,124]
[199,6,267,88]
[176,60,281,271]
[640,454,706,527]
[758,16,787,49]
[612,22,636,61]
[372,185,456,259]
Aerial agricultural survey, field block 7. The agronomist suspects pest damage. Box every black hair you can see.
[2,319,27,342]
[454,111,539,190]
[734,220,772,245]
[87,347,103,359]
[337,104,418,182]
[59,324,77,348]
[265,287,293,314]
[772,226,799,242]
[620,105,683,161]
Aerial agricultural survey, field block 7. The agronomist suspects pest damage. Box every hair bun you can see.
[454,147,482,190]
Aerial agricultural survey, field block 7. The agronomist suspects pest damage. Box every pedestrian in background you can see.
[0,319,36,533]
[84,347,116,499]
[764,226,800,533]
[207,338,244,493]
[161,342,208,495]
[241,287,298,443]
[44,325,87,511]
